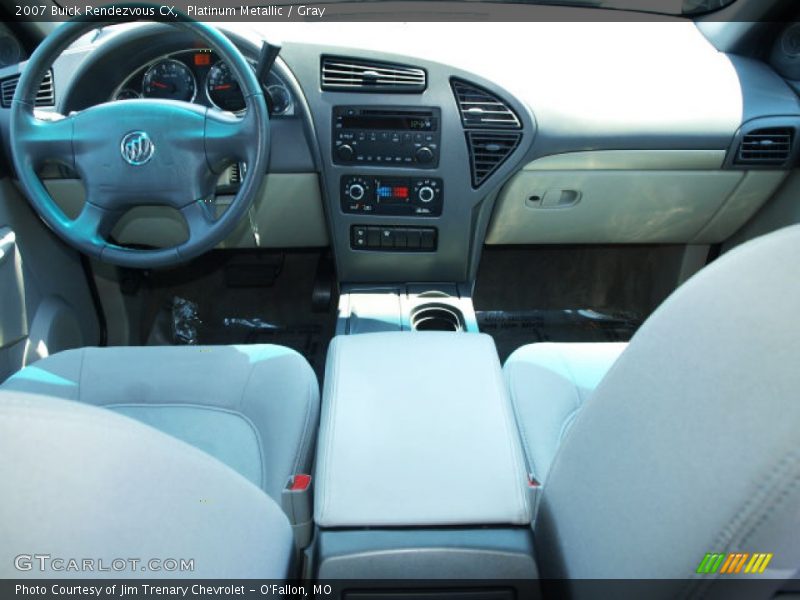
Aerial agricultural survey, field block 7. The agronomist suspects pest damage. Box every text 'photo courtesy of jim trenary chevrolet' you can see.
[1,0,799,598]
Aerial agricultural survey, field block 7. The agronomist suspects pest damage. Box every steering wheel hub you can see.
[120,131,155,166]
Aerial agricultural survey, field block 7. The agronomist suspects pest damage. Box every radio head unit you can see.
[333,106,441,168]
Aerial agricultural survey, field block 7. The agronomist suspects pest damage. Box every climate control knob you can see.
[415,146,434,164]
[417,186,436,203]
[348,183,366,201]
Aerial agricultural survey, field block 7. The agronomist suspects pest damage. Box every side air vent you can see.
[321,56,426,93]
[229,163,241,184]
[229,162,247,184]
[466,131,522,187]
[736,128,794,165]
[0,69,55,108]
[452,79,521,129]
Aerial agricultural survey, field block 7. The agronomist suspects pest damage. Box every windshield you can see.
[504,0,737,16]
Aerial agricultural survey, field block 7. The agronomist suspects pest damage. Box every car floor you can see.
[138,250,336,382]
[474,245,687,363]
[132,245,687,377]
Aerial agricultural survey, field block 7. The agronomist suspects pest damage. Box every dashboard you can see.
[1,19,800,285]
[110,48,295,116]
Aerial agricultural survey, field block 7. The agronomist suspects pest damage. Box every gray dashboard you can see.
[1,19,799,285]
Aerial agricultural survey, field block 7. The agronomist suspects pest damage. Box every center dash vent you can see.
[321,56,426,93]
[736,127,795,165]
[466,131,522,187]
[452,79,521,129]
[0,69,55,109]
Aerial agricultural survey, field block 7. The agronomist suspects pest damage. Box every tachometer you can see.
[206,61,245,112]
[142,59,196,102]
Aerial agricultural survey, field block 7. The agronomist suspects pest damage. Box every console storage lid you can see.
[315,331,531,527]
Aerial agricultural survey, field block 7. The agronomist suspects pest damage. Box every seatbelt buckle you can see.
[282,474,313,550]
[527,475,542,524]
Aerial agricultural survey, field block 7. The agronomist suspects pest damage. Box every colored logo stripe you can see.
[696,553,726,574]
[745,553,774,574]
[697,552,773,575]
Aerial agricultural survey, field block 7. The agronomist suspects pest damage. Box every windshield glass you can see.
[489,0,737,16]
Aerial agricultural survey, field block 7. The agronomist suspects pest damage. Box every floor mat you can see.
[477,309,641,364]
[142,251,336,381]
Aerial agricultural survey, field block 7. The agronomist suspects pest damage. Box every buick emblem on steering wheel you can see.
[120,131,155,166]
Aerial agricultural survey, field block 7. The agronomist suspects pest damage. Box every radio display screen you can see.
[341,115,435,131]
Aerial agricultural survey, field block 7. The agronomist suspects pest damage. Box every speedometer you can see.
[205,61,245,112]
[142,59,196,102]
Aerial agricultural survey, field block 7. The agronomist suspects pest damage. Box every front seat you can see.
[0,344,319,577]
[1,344,319,502]
[0,392,297,578]
[506,225,800,589]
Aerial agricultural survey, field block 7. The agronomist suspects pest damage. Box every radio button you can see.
[337,145,355,161]
[415,147,435,164]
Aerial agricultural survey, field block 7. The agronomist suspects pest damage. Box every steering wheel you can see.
[10,16,270,268]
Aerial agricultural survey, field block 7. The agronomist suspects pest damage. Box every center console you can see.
[279,46,533,282]
[310,332,537,585]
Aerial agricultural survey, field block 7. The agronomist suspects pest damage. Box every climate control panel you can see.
[341,175,443,217]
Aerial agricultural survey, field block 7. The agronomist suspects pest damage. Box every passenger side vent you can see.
[451,79,521,129]
[0,69,55,108]
[321,56,426,93]
[736,127,794,165]
[452,78,523,187]
[466,131,522,187]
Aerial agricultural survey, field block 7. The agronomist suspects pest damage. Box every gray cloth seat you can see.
[504,341,627,484]
[0,392,296,578]
[1,344,320,503]
[506,225,800,590]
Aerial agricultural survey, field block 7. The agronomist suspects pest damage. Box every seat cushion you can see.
[0,391,294,578]
[504,342,627,484]
[1,344,320,503]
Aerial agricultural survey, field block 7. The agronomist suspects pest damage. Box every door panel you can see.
[0,178,99,382]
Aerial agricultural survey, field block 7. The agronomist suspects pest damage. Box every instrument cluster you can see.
[111,48,295,116]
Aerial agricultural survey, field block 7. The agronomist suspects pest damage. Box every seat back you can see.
[537,225,800,594]
[0,391,294,578]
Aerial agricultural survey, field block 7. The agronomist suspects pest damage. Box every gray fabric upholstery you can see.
[504,342,627,483]
[525,224,800,589]
[1,344,320,503]
[315,332,531,527]
[0,392,294,578]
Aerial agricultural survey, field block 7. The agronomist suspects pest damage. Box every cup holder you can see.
[410,304,465,332]
[416,290,452,299]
